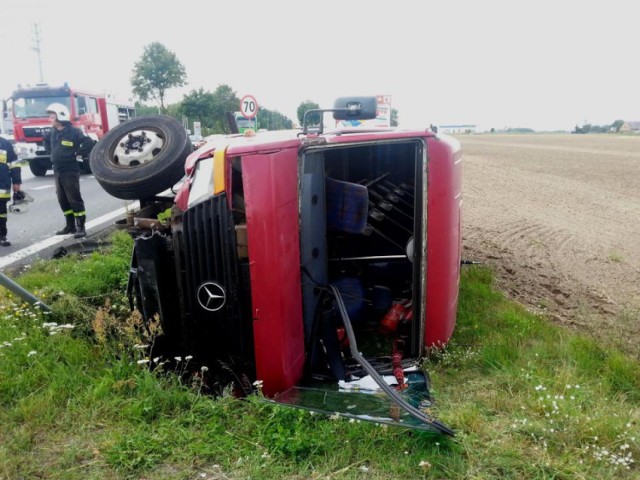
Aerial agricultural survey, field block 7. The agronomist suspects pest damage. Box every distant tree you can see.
[179,86,294,133]
[211,85,241,133]
[611,119,624,133]
[297,100,320,127]
[391,108,399,127]
[257,108,294,131]
[506,127,535,133]
[131,42,187,114]
[165,103,183,122]
[180,88,216,129]
[134,102,160,116]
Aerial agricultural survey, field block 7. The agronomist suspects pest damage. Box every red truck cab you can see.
[90,97,462,435]
[7,83,135,176]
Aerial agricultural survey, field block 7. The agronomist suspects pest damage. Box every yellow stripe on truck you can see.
[213,148,226,195]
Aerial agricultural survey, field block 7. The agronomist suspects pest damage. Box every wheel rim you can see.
[111,129,166,167]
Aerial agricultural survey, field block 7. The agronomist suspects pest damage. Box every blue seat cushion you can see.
[325,177,369,234]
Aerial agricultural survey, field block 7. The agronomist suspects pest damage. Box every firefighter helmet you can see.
[46,103,71,122]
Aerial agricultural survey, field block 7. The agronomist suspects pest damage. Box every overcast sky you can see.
[1,0,637,131]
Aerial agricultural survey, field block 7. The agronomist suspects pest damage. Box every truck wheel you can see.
[29,160,49,177]
[89,115,191,200]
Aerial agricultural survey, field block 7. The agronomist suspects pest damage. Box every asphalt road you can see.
[0,166,136,272]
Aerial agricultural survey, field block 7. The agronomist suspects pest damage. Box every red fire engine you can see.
[6,83,135,176]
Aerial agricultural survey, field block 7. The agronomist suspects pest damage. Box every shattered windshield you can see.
[270,371,452,434]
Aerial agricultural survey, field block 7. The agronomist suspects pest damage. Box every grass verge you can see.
[0,232,638,479]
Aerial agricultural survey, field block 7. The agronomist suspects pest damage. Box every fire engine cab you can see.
[89,96,462,435]
[5,83,135,176]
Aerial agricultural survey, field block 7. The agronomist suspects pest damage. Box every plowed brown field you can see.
[457,134,640,354]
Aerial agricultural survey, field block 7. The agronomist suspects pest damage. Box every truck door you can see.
[74,95,103,138]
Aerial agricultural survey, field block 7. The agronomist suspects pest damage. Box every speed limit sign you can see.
[240,95,259,119]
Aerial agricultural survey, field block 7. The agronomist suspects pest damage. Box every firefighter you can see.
[43,103,94,238]
[0,135,18,246]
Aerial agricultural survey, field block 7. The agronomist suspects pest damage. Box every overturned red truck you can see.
[89,97,462,435]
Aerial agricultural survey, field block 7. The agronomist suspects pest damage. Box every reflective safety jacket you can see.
[44,124,94,173]
[0,137,17,199]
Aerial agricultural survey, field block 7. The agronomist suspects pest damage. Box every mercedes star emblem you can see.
[196,282,226,312]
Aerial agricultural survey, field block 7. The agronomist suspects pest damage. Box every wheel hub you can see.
[113,129,165,167]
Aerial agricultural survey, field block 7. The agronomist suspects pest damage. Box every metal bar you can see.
[383,180,415,199]
[329,255,406,262]
[372,184,414,209]
[368,204,413,235]
[0,272,51,312]
[369,190,414,221]
[362,172,390,188]
[328,284,455,436]
[365,225,405,251]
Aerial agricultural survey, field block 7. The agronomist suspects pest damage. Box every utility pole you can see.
[31,23,44,83]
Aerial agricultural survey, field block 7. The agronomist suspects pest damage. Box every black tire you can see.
[29,158,50,176]
[89,115,191,200]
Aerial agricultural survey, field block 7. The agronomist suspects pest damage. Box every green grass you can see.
[0,235,638,479]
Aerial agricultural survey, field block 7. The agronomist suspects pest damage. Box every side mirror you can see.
[332,97,377,121]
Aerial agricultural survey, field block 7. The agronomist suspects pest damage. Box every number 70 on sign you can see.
[240,95,259,119]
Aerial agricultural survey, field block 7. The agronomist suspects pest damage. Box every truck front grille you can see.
[175,195,252,367]
[22,126,51,139]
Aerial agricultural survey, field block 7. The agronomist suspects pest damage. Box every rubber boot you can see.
[56,215,77,235]
[74,215,86,239]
